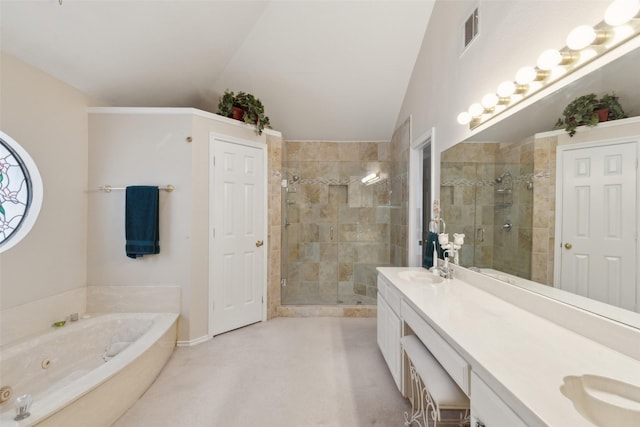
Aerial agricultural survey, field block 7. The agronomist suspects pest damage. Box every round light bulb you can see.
[457,112,471,125]
[515,66,537,84]
[579,48,597,62]
[468,103,484,117]
[497,81,516,97]
[566,25,597,50]
[605,0,640,26]
[481,93,499,109]
[612,24,635,43]
[537,49,562,70]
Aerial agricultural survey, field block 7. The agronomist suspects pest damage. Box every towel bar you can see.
[99,185,174,193]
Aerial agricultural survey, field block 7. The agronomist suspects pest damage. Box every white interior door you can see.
[210,136,266,336]
[558,140,638,312]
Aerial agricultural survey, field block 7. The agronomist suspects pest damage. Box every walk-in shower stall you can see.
[280,141,392,305]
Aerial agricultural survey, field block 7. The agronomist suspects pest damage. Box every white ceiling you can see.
[0,0,434,141]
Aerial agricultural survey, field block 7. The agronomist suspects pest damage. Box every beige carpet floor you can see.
[113,317,410,427]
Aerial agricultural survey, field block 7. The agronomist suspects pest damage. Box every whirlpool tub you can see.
[0,312,178,426]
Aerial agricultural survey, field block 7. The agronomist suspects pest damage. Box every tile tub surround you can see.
[0,312,178,427]
[0,287,86,347]
[378,267,640,426]
[283,140,391,305]
[86,285,180,314]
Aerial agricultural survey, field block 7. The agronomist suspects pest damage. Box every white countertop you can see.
[377,267,640,426]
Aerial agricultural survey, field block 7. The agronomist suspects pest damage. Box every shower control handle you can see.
[330,226,334,241]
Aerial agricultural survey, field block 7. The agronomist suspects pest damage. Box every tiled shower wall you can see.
[440,143,497,268]
[440,141,535,279]
[281,141,391,305]
[389,117,410,267]
[531,135,557,285]
[492,139,534,279]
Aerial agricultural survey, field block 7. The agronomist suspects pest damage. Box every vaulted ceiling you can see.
[1,1,434,141]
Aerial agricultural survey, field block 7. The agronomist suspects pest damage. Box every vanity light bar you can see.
[458,0,640,129]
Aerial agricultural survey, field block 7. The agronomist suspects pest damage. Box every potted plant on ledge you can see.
[554,92,626,137]
[217,89,271,135]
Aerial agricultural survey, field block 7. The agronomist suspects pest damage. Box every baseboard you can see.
[177,334,212,347]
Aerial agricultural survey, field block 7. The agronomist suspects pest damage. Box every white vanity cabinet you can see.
[470,372,527,427]
[401,300,470,395]
[377,266,640,426]
[377,274,402,391]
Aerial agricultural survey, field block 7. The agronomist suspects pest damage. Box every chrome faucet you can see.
[431,258,453,279]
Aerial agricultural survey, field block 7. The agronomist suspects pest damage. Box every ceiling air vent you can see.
[463,7,479,49]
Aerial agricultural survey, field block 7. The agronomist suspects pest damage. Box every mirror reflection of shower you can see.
[495,170,513,209]
[283,171,300,194]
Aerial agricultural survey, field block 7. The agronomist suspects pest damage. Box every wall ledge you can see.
[87,107,282,137]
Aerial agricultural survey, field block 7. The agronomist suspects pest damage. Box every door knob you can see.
[256,240,264,247]
[564,243,572,250]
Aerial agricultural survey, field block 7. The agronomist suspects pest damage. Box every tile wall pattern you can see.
[441,140,548,280]
[389,117,411,267]
[282,140,391,305]
[267,133,283,319]
[531,135,557,285]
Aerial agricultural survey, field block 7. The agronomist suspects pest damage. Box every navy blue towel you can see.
[125,186,160,258]
[422,231,442,269]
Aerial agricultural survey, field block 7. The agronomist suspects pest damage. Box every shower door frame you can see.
[409,127,435,267]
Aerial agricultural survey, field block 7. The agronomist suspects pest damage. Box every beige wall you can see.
[397,0,612,192]
[88,110,282,342]
[0,53,89,311]
[88,112,193,339]
[0,53,283,344]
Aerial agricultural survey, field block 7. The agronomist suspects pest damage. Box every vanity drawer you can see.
[377,274,388,300]
[471,371,527,427]
[378,274,401,314]
[401,299,470,395]
[386,283,402,315]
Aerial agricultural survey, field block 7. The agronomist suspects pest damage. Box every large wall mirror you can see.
[441,42,640,329]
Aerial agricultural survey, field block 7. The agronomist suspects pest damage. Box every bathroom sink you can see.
[397,270,444,284]
[561,375,640,426]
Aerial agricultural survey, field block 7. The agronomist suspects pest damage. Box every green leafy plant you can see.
[217,89,236,117]
[598,93,626,121]
[217,89,271,135]
[554,92,626,137]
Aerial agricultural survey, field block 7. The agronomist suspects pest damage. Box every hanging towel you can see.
[125,186,160,258]
[422,231,442,269]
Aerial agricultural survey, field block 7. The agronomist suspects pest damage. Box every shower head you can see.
[291,175,300,182]
[495,171,512,183]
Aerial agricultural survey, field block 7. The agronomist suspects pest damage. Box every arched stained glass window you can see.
[0,131,43,253]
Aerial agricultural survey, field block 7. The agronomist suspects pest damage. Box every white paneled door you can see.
[558,140,638,312]
[210,136,266,336]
